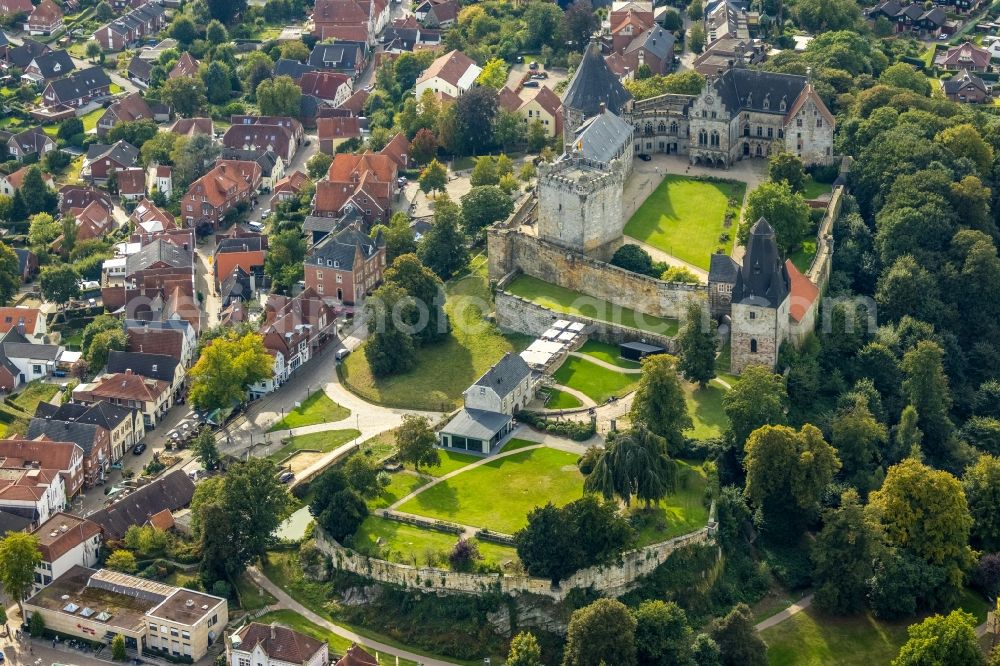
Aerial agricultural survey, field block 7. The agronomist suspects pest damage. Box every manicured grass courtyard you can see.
[368,472,428,510]
[268,391,350,431]
[553,355,639,404]
[349,515,518,569]
[577,340,641,369]
[257,610,418,666]
[398,447,584,533]
[684,380,729,440]
[268,429,360,463]
[631,460,711,546]
[340,271,530,411]
[413,449,481,477]
[506,275,679,336]
[623,175,745,271]
[544,387,583,409]
[789,239,817,273]
[761,589,989,666]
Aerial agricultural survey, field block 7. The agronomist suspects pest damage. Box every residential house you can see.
[298,70,353,106]
[0,437,84,498]
[217,150,281,190]
[24,566,227,661]
[418,0,458,28]
[168,52,199,79]
[439,353,534,453]
[22,49,74,85]
[42,66,112,108]
[8,126,54,159]
[25,0,62,36]
[305,227,384,304]
[307,42,366,78]
[690,37,766,77]
[149,165,172,198]
[169,117,213,137]
[218,266,256,311]
[116,167,146,201]
[312,150,399,225]
[30,513,101,592]
[73,370,172,428]
[0,306,45,341]
[867,0,948,36]
[317,117,365,154]
[334,647,377,666]
[54,200,115,252]
[227,622,328,666]
[96,92,154,137]
[82,140,140,184]
[274,57,317,81]
[4,39,49,70]
[620,25,675,76]
[255,288,335,395]
[0,466,66,528]
[107,350,185,404]
[381,22,442,53]
[415,49,481,100]
[270,171,310,209]
[127,55,153,87]
[130,198,175,234]
[101,236,196,328]
[26,419,112,488]
[0,328,64,390]
[181,163,258,231]
[214,232,267,289]
[89,469,195,541]
[336,89,368,115]
[609,2,653,55]
[514,86,563,138]
[35,400,144,463]
[0,0,31,17]
[59,185,112,215]
[230,114,304,143]
[312,0,387,43]
[13,248,38,282]
[124,319,195,368]
[92,3,167,52]
[222,124,296,165]
[938,41,992,71]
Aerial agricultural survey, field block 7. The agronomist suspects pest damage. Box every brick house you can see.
[270,171,310,209]
[42,67,112,108]
[317,117,365,154]
[304,227,385,305]
[116,167,146,201]
[168,52,198,79]
[0,438,84,498]
[82,140,139,184]
[312,0,388,44]
[35,400,144,465]
[222,124,296,164]
[124,318,195,368]
[22,49,74,85]
[181,163,259,231]
[130,197,175,234]
[92,3,167,52]
[73,370,172,429]
[298,70,353,106]
[8,126,54,159]
[255,288,336,394]
[25,0,62,36]
[312,151,398,225]
[0,0,32,17]
[26,420,112,489]
[97,92,154,137]
[213,232,267,289]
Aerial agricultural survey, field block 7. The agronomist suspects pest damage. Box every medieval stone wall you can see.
[537,158,626,260]
[312,511,716,601]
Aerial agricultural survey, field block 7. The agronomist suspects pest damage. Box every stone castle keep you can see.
[489,45,837,373]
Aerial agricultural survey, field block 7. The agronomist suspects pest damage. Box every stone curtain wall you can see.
[806,184,845,294]
[495,290,677,352]
[313,516,715,601]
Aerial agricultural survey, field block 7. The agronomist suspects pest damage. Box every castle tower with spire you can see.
[561,40,633,147]
[730,218,791,373]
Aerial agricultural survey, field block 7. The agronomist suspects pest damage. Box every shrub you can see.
[578,445,602,474]
[29,611,44,637]
[448,538,481,571]
[519,412,595,441]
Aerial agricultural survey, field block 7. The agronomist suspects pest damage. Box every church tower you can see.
[730,218,791,374]
[561,41,632,147]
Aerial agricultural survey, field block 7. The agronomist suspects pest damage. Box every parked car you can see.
[523,80,540,88]
[132,442,147,455]
[279,471,295,483]
[638,153,652,161]
[529,61,539,70]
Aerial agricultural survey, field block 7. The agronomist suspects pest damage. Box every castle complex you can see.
[491,42,835,374]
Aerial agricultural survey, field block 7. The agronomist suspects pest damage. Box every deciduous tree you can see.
[585,426,676,506]
[901,340,954,463]
[460,185,513,235]
[563,599,637,666]
[159,76,208,118]
[383,253,447,345]
[506,632,543,666]
[678,301,717,388]
[306,152,332,180]
[963,454,1000,551]
[194,429,220,471]
[0,243,19,306]
[476,58,508,89]
[418,196,468,279]
[255,76,301,117]
[892,611,984,666]
[40,264,79,306]
[768,152,806,193]
[364,283,417,376]
[812,489,881,614]
[0,532,41,615]
[418,158,448,195]
[395,415,440,471]
[710,604,767,666]
[722,364,787,450]
[633,600,693,666]
[106,550,138,574]
[743,181,811,255]
[188,332,274,411]
[629,354,692,448]
[384,213,416,264]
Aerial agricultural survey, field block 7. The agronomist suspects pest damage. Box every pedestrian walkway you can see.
[548,383,596,407]
[567,351,642,374]
[247,567,460,666]
[754,594,814,632]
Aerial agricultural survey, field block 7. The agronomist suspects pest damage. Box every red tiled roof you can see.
[0,307,41,335]
[785,259,819,323]
[8,166,53,190]
[0,438,80,472]
[380,132,409,169]
[336,645,378,666]
[116,167,146,195]
[169,52,199,79]
[497,86,521,113]
[317,117,362,142]
[85,372,169,402]
[417,49,476,87]
[186,163,257,209]
[32,512,100,562]
[337,89,369,115]
[147,508,174,530]
[299,70,351,101]
[107,92,153,123]
[170,117,213,137]
[28,0,61,24]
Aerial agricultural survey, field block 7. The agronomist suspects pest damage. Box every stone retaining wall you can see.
[313,503,716,601]
[495,290,677,351]
[806,184,845,295]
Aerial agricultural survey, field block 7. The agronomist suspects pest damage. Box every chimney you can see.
[270,623,276,640]
[125,369,133,375]
[599,102,606,115]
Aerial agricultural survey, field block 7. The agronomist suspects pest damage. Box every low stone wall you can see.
[807,184,846,295]
[495,290,677,351]
[313,504,716,601]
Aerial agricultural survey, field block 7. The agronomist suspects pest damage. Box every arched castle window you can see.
[756,126,762,137]
[645,122,653,135]
[670,121,678,133]
[767,127,773,139]
[658,121,666,133]
[711,130,720,147]
[750,339,758,353]
[756,144,763,157]
[743,124,750,137]
[699,129,708,146]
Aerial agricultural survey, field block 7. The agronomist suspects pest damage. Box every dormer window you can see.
[780,97,787,111]
[762,95,769,110]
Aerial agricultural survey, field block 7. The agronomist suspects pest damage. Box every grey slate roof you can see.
[127,55,153,81]
[563,40,631,117]
[87,469,195,540]
[441,408,511,441]
[472,352,531,399]
[86,140,139,167]
[708,253,739,284]
[220,266,253,306]
[943,68,988,95]
[310,227,380,270]
[626,25,675,62]
[274,57,316,79]
[732,218,790,308]
[125,238,192,275]
[107,350,179,382]
[218,148,279,177]
[29,49,75,79]
[308,42,363,71]
[48,66,111,104]
[14,248,32,275]
[216,235,266,255]
[35,400,135,432]
[27,418,101,455]
[573,110,632,163]
[1,329,60,364]
[7,39,48,69]
[0,509,32,534]
[303,215,340,235]
[712,66,806,116]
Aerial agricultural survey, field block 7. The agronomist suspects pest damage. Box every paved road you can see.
[247,567,460,666]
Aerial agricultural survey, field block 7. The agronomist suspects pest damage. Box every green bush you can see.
[519,412,595,441]
[29,611,44,637]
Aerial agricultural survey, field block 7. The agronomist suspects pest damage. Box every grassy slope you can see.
[553,355,639,404]
[577,340,641,369]
[684,380,728,440]
[545,387,584,409]
[340,271,530,410]
[506,275,679,336]
[268,390,350,431]
[349,515,518,569]
[397,447,584,533]
[630,460,710,546]
[269,429,360,463]
[11,381,60,414]
[624,175,744,270]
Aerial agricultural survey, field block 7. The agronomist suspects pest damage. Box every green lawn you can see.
[623,175,745,270]
[257,610,419,666]
[340,271,530,411]
[235,572,277,611]
[80,106,105,131]
[789,240,817,273]
[398,447,584,533]
[802,180,833,200]
[684,380,729,440]
[368,472,428,510]
[506,275,679,336]
[498,438,536,453]
[268,391,350,431]
[415,449,480,477]
[268,429,360,463]
[349,515,518,569]
[630,460,711,546]
[553,355,639,404]
[577,340,641,369]
[11,381,60,414]
[544,387,583,409]
[762,589,990,666]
